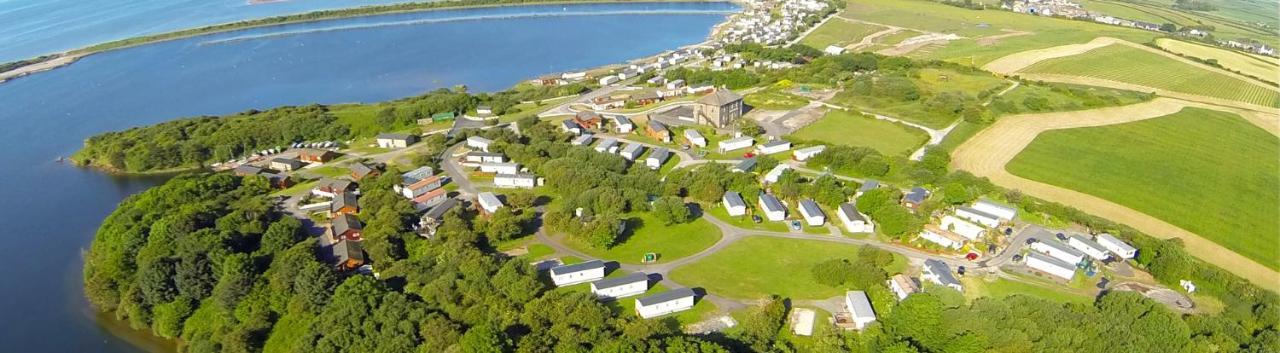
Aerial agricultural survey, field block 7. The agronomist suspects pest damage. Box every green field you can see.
[987,82,1154,117]
[800,19,881,48]
[961,276,1093,305]
[1007,108,1280,269]
[790,109,929,157]
[562,213,722,264]
[832,68,1010,128]
[1021,44,1280,107]
[669,237,907,300]
[743,89,810,110]
[1156,38,1279,83]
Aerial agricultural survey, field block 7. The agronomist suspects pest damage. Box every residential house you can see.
[298,149,339,163]
[376,133,417,149]
[799,199,826,226]
[574,111,604,130]
[838,203,874,233]
[590,272,649,299]
[619,143,645,161]
[843,291,877,330]
[571,134,595,146]
[922,259,963,292]
[550,260,606,286]
[333,239,365,271]
[477,192,503,215]
[1068,234,1111,260]
[312,178,354,198]
[902,187,930,210]
[610,115,634,133]
[349,162,380,181]
[758,192,787,221]
[479,162,520,174]
[595,138,619,153]
[684,129,707,147]
[330,213,364,241]
[972,198,1017,221]
[331,193,360,216]
[955,207,1001,228]
[940,216,985,241]
[467,136,494,152]
[233,165,263,176]
[887,274,919,301]
[464,151,505,164]
[757,140,791,155]
[763,164,791,184]
[1026,252,1076,281]
[792,145,825,161]
[561,120,583,135]
[270,157,305,172]
[645,148,670,169]
[723,191,747,216]
[1097,233,1137,259]
[636,288,696,319]
[1030,238,1086,265]
[919,225,966,249]
[732,157,757,173]
[646,120,672,143]
[494,173,538,189]
[719,136,755,152]
[694,89,745,128]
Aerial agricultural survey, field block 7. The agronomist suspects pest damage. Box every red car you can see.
[743,152,756,158]
[966,253,979,261]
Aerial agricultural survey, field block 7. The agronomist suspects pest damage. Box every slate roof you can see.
[838,203,865,222]
[334,239,364,263]
[723,191,746,208]
[648,148,670,161]
[422,198,457,222]
[759,193,785,212]
[550,260,605,276]
[234,165,263,175]
[332,193,359,212]
[592,272,648,290]
[924,259,961,287]
[858,180,880,193]
[1027,252,1076,271]
[332,213,363,235]
[350,163,377,178]
[401,166,435,185]
[734,158,757,172]
[637,288,696,306]
[904,187,929,203]
[697,89,743,106]
[799,199,823,217]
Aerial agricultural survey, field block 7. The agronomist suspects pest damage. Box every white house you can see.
[1030,238,1085,265]
[595,138,619,153]
[599,75,621,86]
[1068,234,1111,260]
[477,192,504,215]
[479,162,520,174]
[887,274,919,301]
[1026,252,1076,281]
[837,203,874,233]
[940,216,985,241]
[843,291,877,330]
[619,143,645,161]
[494,173,537,189]
[684,129,707,147]
[758,193,787,221]
[792,145,825,161]
[571,134,595,146]
[590,272,649,299]
[719,136,755,152]
[645,148,670,169]
[972,198,1017,221]
[757,140,791,155]
[376,133,417,149]
[549,260,606,286]
[465,152,505,164]
[610,115,634,133]
[919,225,966,249]
[467,136,494,152]
[954,207,1001,228]
[824,45,847,55]
[561,120,583,135]
[922,259,963,292]
[723,191,748,216]
[763,164,791,184]
[636,288,696,319]
[1097,233,1137,259]
[798,199,826,226]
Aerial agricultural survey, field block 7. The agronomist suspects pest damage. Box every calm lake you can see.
[0,2,735,351]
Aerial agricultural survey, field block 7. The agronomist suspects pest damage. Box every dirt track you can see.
[951,97,1280,291]
[982,37,1121,74]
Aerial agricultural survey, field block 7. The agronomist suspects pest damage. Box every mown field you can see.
[800,19,881,49]
[562,213,722,265]
[790,109,929,157]
[1020,44,1280,107]
[1155,38,1279,83]
[669,237,907,300]
[1006,108,1280,270]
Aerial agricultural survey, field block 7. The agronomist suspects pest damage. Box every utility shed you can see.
[635,288,696,319]
[549,260,606,286]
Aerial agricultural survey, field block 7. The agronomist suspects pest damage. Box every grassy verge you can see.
[789,109,929,157]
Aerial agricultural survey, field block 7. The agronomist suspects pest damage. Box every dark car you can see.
[1055,232,1067,241]
[957,266,966,275]
[790,220,802,231]
[1025,238,1039,245]
[751,215,762,224]
[1012,254,1023,262]
[1004,227,1014,235]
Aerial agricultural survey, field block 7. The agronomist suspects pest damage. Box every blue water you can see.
[0,2,734,351]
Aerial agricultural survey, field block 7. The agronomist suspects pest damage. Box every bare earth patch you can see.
[975,30,1033,46]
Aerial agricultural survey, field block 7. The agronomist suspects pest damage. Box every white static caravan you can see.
[798,199,826,226]
[887,274,919,301]
[1026,252,1076,281]
[610,115,634,133]
[635,288,696,319]
[595,138,619,153]
[843,291,877,330]
[560,120,583,135]
[1030,238,1085,265]
[919,225,966,249]
[719,136,755,152]
[972,198,1017,221]
[465,152,506,164]
[762,164,791,184]
[922,259,963,292]
[477,192,504,215]
[549,260,606,287]
[590,272,649,299]
[837,203,874,233]
[758,193,787,221]
[467,136,494,152]
[571,134,595,146]
[619,143,645,161]
[494,173,537,189]
[940,216,986,241]
[479,162,520,175]
[954,206,1001,228]
[723,191,748,216]
[792,145,826,161]
[1068,234,1111,260]
[645,148,670,169]
[684,129,707,147]
[757,140,791,155]
[1097,233,1137,259]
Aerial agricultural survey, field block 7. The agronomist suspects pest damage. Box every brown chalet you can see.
[330,213,364,241]
[645,119,671,143]
[316,178,355,196]
[574,111,604,130]
[331,193,359,216]
[299,149,340,163]
[349,162,381,181]
[333,239,365,270]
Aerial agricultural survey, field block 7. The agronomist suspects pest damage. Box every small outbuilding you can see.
[645,148,670,169]
[684,129,707,147]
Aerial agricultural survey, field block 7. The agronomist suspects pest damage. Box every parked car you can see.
[790,220,801,231]
[1025,238,1038,245]
[751,215,762,224]
[1012,254,1023,262]
[957,266,967,275]
[1055,232,1067,241]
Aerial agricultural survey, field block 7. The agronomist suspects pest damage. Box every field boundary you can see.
[1017,73,1280,114]
[951,97,1279,291]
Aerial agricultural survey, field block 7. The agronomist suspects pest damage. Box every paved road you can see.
[440,143,479,196]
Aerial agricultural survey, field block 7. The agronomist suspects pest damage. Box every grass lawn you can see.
[562,213,722,264]
[271,180,317,197]
[790,109,929,157]
[706,204,792,233]
[1020,44,1280,107]
[307,165,350,178]
[329,104,383,137]
[1007,107,1280,269]
[961,275,1093,305]
[1155,38,1278,83]
[669,237,907,300]
[744,90,811,110]
[800,19,882,48]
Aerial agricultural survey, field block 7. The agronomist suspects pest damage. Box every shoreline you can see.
[0,0,736,85]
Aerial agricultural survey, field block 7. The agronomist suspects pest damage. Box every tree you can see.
[857,154,890,176]
[460,324,508,353]
[942,182,973,205]
[485,208,525,242]
[652,196,692,225]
